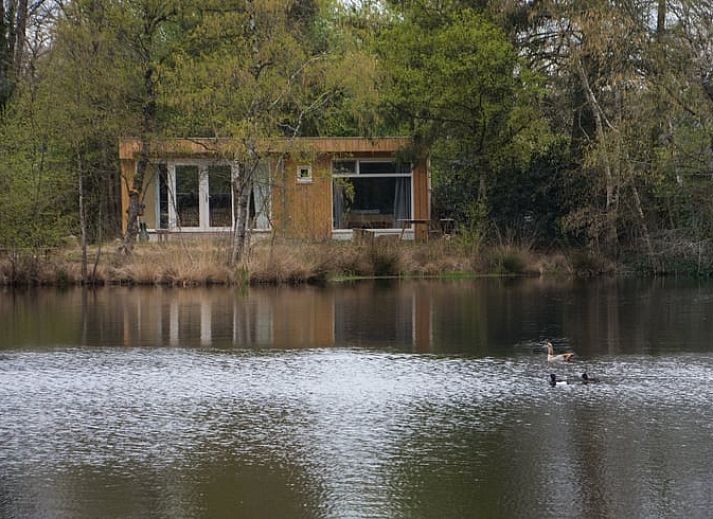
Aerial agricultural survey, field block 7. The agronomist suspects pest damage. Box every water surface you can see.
[1,278,713,517]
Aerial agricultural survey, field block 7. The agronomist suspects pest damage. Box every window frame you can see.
[158,160,236,232]
[296,164,313,184]
[331,158,414,234]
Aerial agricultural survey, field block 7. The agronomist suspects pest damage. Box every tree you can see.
[0,60,74,282]
[1,1,60,113]
[117,0,180,255]
[47,0,137,280]
[378,3,548,235]
[165,0,358,264]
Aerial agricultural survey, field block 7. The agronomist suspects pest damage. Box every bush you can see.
[370,244,401,277]
[479,244,533,275]
[568,251,616,276]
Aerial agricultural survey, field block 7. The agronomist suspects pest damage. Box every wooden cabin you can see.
[119,137,431,241]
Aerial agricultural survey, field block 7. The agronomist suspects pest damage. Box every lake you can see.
[2,278,713,518]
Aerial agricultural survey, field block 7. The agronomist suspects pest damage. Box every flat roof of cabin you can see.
[119,137,413,160]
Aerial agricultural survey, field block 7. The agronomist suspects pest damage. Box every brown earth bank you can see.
[0,237,631,288]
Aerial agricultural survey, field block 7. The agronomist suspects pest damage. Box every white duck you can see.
[546,341,574,363]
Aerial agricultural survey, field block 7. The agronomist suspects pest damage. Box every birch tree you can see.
[117,0,180,255]
[166,0,355,265]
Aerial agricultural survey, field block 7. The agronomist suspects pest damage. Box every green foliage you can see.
[494,249,527,275]
[307,1,389,136]
[488,139,584,247]
[2,0,713,272]
[164,0,320,141]
[0,85,74,251]
[47,0,139,241]
[452,199,487,254]
[377,3,550,232]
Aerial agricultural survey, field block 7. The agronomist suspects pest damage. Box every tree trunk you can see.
[0,3,5,54]
[0,0,12,108]
[91,207,103,284]
[0,1,6,81]
[120,59,156,254]
[576,61,618,250]
[631,182,658,271]
[231,174,252,266]
[656,0,666,37]
[702,71,713,106]
[13,0,27,75]
[78,156,88,284]
[5,1,16,68]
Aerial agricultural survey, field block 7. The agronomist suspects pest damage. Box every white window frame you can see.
[157,160,237,232]
[296,164,313,184]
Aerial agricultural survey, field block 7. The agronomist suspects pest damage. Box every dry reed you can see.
[108,240,236,286]
[0,235,624,287]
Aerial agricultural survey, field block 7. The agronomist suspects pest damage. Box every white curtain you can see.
[393,178,411,225]
[333,182,345,229]
[252,162,270,230]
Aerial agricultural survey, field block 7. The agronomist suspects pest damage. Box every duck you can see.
[545,341,574,363]
[581,372,600,384]
[549,373,568,387]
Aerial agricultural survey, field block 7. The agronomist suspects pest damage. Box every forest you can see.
[2,0,713,279]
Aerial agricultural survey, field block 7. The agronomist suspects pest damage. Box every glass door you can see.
[174,165,200,228]
[208,165,233,228]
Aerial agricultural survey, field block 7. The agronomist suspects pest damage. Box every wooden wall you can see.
[119,138,430,239]
[119,159,157,233]
[119,137,414,160]
[271,155,333,239]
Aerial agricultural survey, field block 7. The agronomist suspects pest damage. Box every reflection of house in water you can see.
[107,284,432,351]
[332,283,431,352]
[113,289,275,348]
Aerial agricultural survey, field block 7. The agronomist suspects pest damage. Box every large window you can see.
[175,165,200,227]
[156,161,270,231]
[332,160,412,230]
[208,165,232,227]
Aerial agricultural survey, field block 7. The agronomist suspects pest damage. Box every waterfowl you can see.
[546,341,574,363]
[581,372,600,384]
[549,373,568,387]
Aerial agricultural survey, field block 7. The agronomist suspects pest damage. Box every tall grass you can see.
[108,240,236,286]
[0,234,643,287]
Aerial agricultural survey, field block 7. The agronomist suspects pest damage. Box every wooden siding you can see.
[272,155,333,239]
[119,138,430,239]
[270,289,335,347]
[119,137,414,160]
[142,170,157,229]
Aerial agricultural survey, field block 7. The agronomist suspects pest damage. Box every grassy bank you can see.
[0,236,630,287]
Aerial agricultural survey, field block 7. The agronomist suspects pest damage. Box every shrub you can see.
[370,244,401,277]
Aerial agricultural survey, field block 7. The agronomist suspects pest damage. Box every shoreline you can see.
[0,238,703,288]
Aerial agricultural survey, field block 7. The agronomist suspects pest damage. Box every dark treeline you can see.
[2,0,713,275]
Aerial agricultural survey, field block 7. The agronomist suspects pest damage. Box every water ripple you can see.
[2,348,713,518]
